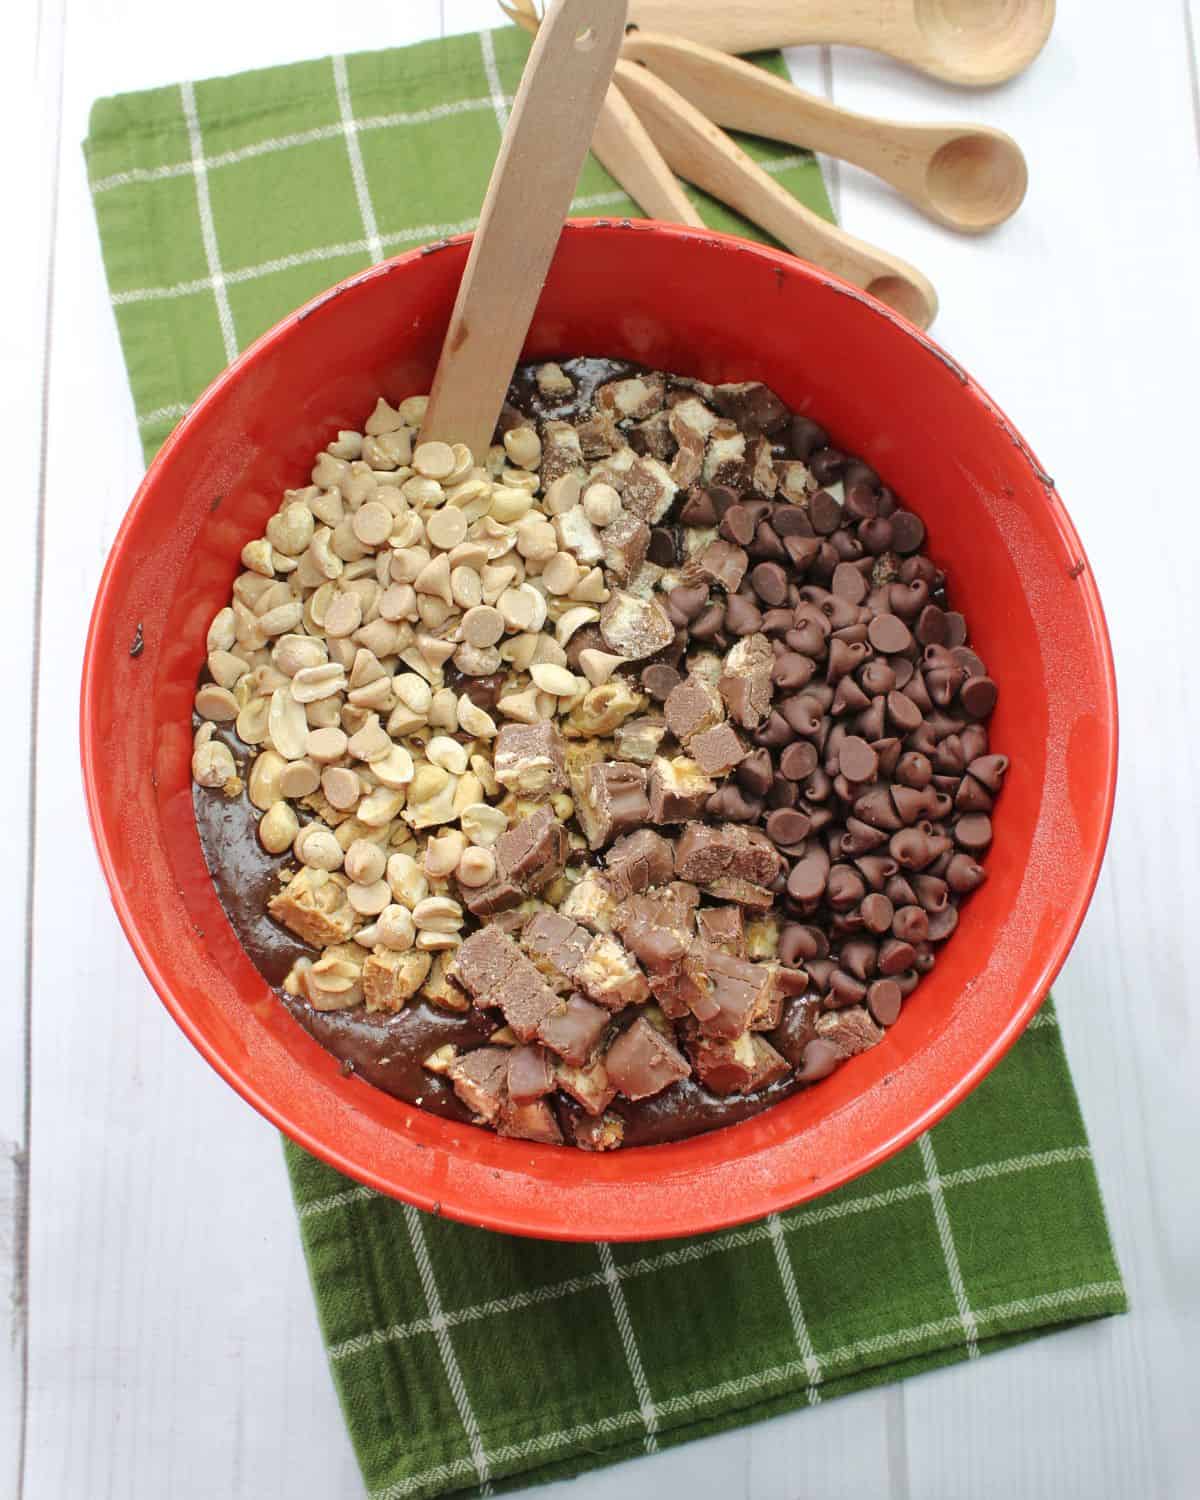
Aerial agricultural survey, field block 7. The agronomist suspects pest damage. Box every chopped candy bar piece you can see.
[268,867,356,948]
[702,422,748,486]
[493,721,566,799]
[497,1097,563,1144]
[647,755,715,822]
[537,992,611,1067]
[521,910,592,989]
[577,761,650,850]
[685,1029,790,1096]
[604,828,675,894]
[613,714,667,766]
[719,633,774,730]
[560,872,619,933]
[620,455,678,524]
[696,905,746,956]
[602,511,651,582]
[629,409,676,462]
[605,1016,691,1101]
[449,926,521,1002]
[596,373,665,421]
[665,675,724,746]
[684,538,748,593]
[448,1047,509,1123]
[539,419,585,487]
[674,822,782,887]
[599,589,675,659]
[362,948,432,1012]
[815,1004,885,1057]
[575,933,651,1011]
[570,1111,626,1151]
[507,1044,555,1103]
[710,381,791,435]
[555,1056,617,1116]
[688,722,746,777]
[684,944,776,1040]
[704,876,776,910]
[494,805,568,892]
[492,963,566,1042]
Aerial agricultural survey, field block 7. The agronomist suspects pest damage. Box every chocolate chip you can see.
[796,1038,841,1082]
[892,905,929,943]
[827,864,865,911]
[878,938,916,976]
[889,510,925,553]
[915,604,947,645]
[725,593,764,636]
[866,978,902,1026]
[926,904,959,942]
[967,753,1008,792]
[766,808,810,847]
[809,447,846,485]
[787,852,830,902]
[809,489,842,535]
[861,892,894,934]
[943,611,968,647]
[666,583,709,622]
[780,741,819,781]
[954,813,993,852]
[750,562,789,607]
[736,748,775,799]
[839,735,878,784]
[772,506,813,538]
[866,612,912,655]
[831,561,868,604]
[641,663,682,702]
[720,504,757,547]
[886,690,923,734]
[752,521,787,562]
[960,675,998,719]
[772,651,816,693]
[859,517,894,555]
[843,482,879,522]
[945,853,987,893]
[784,535,821,574]
[647,527,678,566]
[859,659,896,696]
[690,601,726,641]
[679,488,717,526]
[789,417,828,460]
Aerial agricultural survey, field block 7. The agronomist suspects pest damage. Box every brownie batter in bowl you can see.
[84,223,1116,1239]
[192,357,1006,1151]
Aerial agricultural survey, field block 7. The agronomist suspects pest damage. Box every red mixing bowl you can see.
[80,222,1117,1241]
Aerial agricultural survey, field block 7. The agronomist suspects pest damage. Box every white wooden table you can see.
[6,1,1199,1495]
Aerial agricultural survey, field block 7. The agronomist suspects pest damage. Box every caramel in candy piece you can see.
[605,1016,691,1101]
[560,871,620,933]
[555,1056,617,1117]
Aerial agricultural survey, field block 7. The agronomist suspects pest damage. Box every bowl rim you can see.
[80,220,1118,1240]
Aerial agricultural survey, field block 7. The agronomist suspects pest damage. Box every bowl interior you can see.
[82,223,1116,1241]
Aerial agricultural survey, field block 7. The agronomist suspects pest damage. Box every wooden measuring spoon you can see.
[501,0,701,227]
[423,0,627,456]
[623,31,1027,232]
[614,60,938,328]
[625,0,1056,87]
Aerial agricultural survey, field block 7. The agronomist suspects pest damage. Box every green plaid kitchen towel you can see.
[85,24,1126,1500]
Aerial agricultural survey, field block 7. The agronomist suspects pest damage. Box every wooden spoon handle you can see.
[593,82,705,227]
[626,0,894,56]
[423,0,627,456]
[621,31,1027,232]
[614,61,938,329]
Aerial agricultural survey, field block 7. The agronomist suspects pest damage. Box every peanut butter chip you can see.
[426,508,468,550]
[321,766,362,810]
[412,440,456,480]
[352,500,394,546]
[461,605,505,648]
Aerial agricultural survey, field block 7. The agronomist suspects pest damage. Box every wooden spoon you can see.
[625,0,1056,88]
[500,0,702,228]
[623,31,1027,233]
[615,60,938,328]
[423,0,627,456]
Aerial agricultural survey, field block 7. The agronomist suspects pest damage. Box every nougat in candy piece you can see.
[613,714,667,766]
[560,871,620,933]
[688,722,746,777]
[520,910,591,990]
[719,633,774,730]
[815,1004,885,1057]
[555,1056,617,1116]
[696,905,746,957]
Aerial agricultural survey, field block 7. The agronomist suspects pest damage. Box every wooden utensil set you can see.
[497,0,1052,331]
